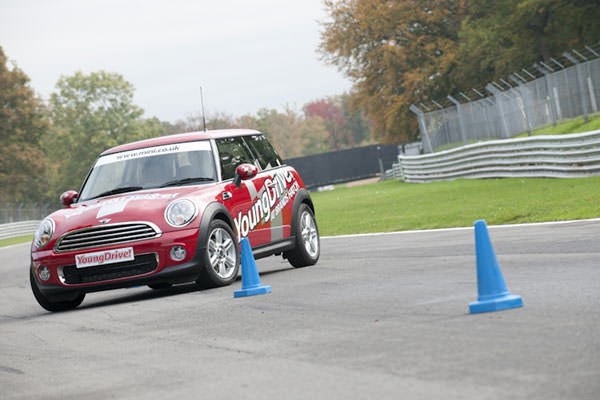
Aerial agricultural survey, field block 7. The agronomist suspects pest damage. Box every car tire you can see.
[30,270,85,312]
[284,203,320,268]
[196,219,240,288]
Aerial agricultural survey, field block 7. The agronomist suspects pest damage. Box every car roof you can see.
[101,129,262,155]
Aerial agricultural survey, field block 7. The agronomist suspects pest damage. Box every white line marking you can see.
[322,218,600,239]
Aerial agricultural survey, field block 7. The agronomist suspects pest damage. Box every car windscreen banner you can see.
[96,141,211,166]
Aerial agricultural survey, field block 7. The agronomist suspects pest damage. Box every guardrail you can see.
[394,130,600,182]
[0,220,40,240]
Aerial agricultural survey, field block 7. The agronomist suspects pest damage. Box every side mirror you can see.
[60,190,79,207]
[233,163,259,187]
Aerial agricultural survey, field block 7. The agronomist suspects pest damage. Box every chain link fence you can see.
[412,43,600,153]
[1,204,54,224]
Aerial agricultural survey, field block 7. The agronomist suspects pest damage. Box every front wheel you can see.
[284,204,320,268]
[196,219,240,288]
[30,270,85,312]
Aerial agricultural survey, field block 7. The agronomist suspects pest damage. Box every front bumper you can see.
[31,228,203,295]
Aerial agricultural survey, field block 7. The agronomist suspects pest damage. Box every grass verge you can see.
[516,113,600,137]
[0,235,32,248]
[311,177,600,236]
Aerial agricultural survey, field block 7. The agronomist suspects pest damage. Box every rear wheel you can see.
[196,219,240,288]
[30,270,85,312]
[284,204,320,267]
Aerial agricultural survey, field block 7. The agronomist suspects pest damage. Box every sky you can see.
[0,0,352,122]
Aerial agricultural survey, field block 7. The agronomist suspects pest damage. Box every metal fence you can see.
[0,220,40,240]
[411,43,600,152]
[1,204,54,224]
[394,130,600,182]
[285,144,399,189]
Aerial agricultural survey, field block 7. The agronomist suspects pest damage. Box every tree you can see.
[295,115,331,157]
[339,93,372,146]
[304,93,372,150]
[304,98,345,150]
[0,46,51,204]
[320,0,465,143]
[236,108,329,159]
[46,71,162,192]
[169,111,238,133]
[455,0,600,88]
[254,108,308,159]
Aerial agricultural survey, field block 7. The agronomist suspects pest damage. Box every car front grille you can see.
[56,222,161,252]
[61,253,158,284]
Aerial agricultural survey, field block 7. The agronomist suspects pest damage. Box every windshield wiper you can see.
[160,177,215,188]
[88,186,144,200]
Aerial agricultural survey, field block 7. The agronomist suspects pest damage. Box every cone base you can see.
[234,284,272,298]
[469,293,523,314]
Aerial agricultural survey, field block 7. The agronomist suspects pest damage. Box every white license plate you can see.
[75,247,134,268]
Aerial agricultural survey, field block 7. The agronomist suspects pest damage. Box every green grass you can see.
[0,235,32,248]
[516,113,600,137]
[311,178,600,236]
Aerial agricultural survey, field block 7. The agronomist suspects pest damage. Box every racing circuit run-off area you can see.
[1,220,599,399]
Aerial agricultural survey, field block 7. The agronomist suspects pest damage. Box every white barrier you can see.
[0,220,40,240]
[394,130,600,182]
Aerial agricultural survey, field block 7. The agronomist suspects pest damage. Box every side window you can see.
[244,134,282,171]
[215,137,255,180]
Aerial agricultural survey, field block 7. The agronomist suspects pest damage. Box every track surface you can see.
[1,221,599,399]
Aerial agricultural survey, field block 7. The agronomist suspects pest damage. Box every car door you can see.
[214,136,271,247]
[242,134,296,245]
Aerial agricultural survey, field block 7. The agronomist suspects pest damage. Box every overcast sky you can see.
[0,0,352,122]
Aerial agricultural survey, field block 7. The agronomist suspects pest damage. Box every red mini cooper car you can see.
[30,129,320,311]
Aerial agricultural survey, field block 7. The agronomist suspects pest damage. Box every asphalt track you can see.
[1,220,599,399]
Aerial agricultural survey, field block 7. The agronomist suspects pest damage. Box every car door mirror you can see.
[233,163,259,187]
[60,190,79,207]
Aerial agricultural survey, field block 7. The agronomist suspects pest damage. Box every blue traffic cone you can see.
[469,220,523,314]
[234,237,272,298]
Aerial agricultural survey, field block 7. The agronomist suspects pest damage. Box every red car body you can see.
[30,129,319,311]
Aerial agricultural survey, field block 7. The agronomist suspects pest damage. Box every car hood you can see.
[48,186,206,237]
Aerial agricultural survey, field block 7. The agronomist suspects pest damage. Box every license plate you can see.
[75,247,134,268]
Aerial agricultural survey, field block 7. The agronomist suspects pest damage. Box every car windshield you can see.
[79,141,217,201]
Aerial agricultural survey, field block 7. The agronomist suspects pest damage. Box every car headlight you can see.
[165,199,197,227]
[34,218,55,249]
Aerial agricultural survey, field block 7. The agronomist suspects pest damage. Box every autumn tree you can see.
[240,110,305,157]
[320,0,600,145]
[293,115,331,157]
[218,107,331,158]
[304,98,344,150]
[304,93,372,150]
[46,71,163,192]
[169,111,238,133]
[340,93,372,146]
[455,0,600,88]
[0,46,51,204]
[320,0,465,143]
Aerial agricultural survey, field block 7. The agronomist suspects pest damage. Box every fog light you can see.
[38,266,51,281]
[170,246,186,261]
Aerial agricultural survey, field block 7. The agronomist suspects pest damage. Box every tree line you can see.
[0,46,372,206]
[320,0,600,143]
